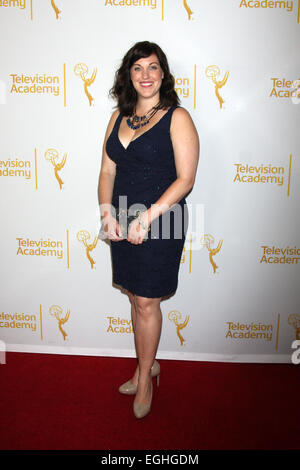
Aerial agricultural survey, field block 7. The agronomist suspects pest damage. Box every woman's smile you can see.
[130,53,164,100]
[139,81,154,87]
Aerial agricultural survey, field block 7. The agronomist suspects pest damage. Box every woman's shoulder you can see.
[110,108,121,122]
[171,106,191,119]
[104,109,121,141]
[170,106,198,140]
[106,108,121,128]
[170,106,194,127]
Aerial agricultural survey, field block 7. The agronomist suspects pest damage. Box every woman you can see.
[98,41,199,419]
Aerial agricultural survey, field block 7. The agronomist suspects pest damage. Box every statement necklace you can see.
[126,103,161,130]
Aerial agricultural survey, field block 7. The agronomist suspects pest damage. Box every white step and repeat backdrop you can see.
[0,0,299,363]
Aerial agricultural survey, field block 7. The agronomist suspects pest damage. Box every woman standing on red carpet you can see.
[98,41,199,418]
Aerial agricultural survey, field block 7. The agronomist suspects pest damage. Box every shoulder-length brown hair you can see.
[109,41,180,116]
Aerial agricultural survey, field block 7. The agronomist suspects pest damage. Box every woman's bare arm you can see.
[141,107,199,227]
[98,110,119,219]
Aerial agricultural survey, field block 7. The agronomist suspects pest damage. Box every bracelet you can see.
[137,211,150,232]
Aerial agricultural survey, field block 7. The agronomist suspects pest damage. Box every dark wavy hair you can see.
[109,41,180,116]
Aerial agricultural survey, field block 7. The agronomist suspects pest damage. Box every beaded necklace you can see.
[126,102,161,130]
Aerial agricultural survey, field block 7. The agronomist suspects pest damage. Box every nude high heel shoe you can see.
[133,378,153,419]
[118,360,160,395]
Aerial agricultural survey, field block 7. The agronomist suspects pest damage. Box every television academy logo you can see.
[174,65,197,109]
[3,0,299,24]
[225,321,273,341]
[233,155,293,197]
[0,157,31,180]
[104,0,195,21]
[260,245,300,265]
[0,311,37,332]
[16,236,64,260]
[239,0,300,24]
[0,0,61,18]
[9,73,60,96]
[269,77,300,99]
[8,63,98,106]
[0,0,194,22]
[106,316,134,333]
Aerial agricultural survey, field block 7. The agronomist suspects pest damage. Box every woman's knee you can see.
[134,295,161,317]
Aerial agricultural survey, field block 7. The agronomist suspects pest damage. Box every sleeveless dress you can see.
[104,105,189,298]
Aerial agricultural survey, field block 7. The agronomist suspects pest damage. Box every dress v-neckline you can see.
[117,107,173,151]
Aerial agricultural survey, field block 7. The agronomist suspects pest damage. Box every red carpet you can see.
[0,352,299,450]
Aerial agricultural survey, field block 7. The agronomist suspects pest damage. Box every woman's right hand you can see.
[102,214,124,242]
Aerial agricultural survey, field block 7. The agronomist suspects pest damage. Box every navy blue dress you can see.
[104,106,189,298]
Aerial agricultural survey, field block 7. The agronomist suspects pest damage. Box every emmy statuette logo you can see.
[44,148,67,189]
[77,230,98,269]
[288,314,300,340]
[51,0,61,19]
[183,0,193,19]
[74,63,97,106]
[49,305,70,341]
[200,234,223,274]
[168,310,190,346]
[205,65,229,108]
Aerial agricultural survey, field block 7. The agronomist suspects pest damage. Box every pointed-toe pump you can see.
[118,360,160,395]
[133,379,153,419]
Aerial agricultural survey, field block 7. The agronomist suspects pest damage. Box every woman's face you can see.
[130,53,164,102]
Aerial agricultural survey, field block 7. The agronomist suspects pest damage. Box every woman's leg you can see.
[127,290,139,385]
[133,295,162,404]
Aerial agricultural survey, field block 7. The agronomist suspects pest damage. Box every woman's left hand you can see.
[127,217,149,244]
